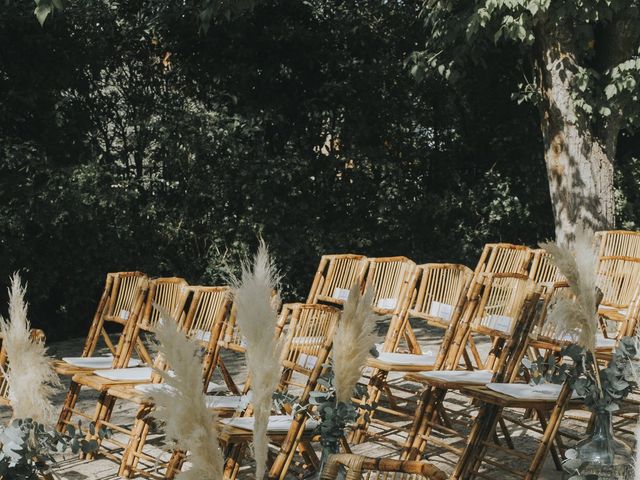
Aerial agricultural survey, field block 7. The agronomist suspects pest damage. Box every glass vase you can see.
[576,410,632,465]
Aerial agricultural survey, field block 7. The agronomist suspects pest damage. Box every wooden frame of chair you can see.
[320,453,447,480]
[448,287,580,480]
[55,277,188,435]
[306,254,368,307]
[53,272,149,378]
[350,263,473,445]
[82,285,232,477]
[56,277,149,433]
[214,303,341,480]
[399,278,539,462]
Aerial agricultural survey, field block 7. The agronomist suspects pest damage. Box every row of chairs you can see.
[12,229,638,479]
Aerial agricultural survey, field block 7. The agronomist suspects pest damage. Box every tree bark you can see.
[536,22,617,246]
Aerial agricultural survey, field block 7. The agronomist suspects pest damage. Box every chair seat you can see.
[205,393,252,410]
[486,383,580,401]
[62,355,142,369]
[415,370,494,385]
[220,414,318,433]
[95,367,153,382]
[368,352,436,372]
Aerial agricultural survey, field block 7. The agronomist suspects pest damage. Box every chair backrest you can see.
[596,230,640,259]
[278,304,341,392]
[596,256,640,309]
[529,249,565,286]
[440,273,536,371]
[411,263,473,328]
[140,277,188,331]
[365,256,417,315]
[474,243,532,280]
[148,285,232,386]
[82,271,148,356]
[307,254,368,306]
[104,272,149,325]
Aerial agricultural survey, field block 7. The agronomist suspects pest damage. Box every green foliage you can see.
[0,419,108,479]
[409,0,640,129]
[561,337,638,413]
[13,0,635,341]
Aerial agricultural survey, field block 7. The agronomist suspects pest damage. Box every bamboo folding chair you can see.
[212,303,341,480]
[52,272,149,378]
[350,263,473,444]
[320,454,446,480]
[306,254,368,307]
[81,285,231,476]
[399,278,539,461]
[0,328,46,406]
[55,277,186,433]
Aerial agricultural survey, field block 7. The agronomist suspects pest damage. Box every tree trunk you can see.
[536,23,617,246]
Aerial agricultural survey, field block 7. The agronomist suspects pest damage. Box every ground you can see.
[2,320,635,479]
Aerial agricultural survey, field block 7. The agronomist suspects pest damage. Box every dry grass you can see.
[150,305,224,480]
[540,227,599,351]
[0,272,60,424]
[333,284,376,403]
[231,241,284,479]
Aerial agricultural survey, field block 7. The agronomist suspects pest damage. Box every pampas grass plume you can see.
[333,284,376,403]
[232,241,284,480]
[0,273,60,424]
[150,305,224,480]
[540,227,598,351]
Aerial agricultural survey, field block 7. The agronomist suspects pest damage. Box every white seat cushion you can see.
[487,383,579,400]
[376,352,436,367]
[221,415,318,432]
[95,367,153,382]
[420,370,494,385]
[135,383,176,396]
[206,393,252,410]
[135,381,227,399]
[62,356,142,369]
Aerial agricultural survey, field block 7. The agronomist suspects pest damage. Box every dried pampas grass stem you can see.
[0,273,60,424]
[150,305,224,480]
[540,227,599,352]
[232,241,283,480]
[333,284,376,403]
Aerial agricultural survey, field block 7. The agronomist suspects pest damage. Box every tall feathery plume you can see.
[333,284,376,403]
[540,227,599,352]
[150,305,224,480]
[0,273,60,423]
[232,241,283,480]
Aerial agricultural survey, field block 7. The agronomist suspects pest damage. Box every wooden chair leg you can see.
[218,358,241,395]
[56,381,81,433]
[351,369,386,444]
[119,406,151,477]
